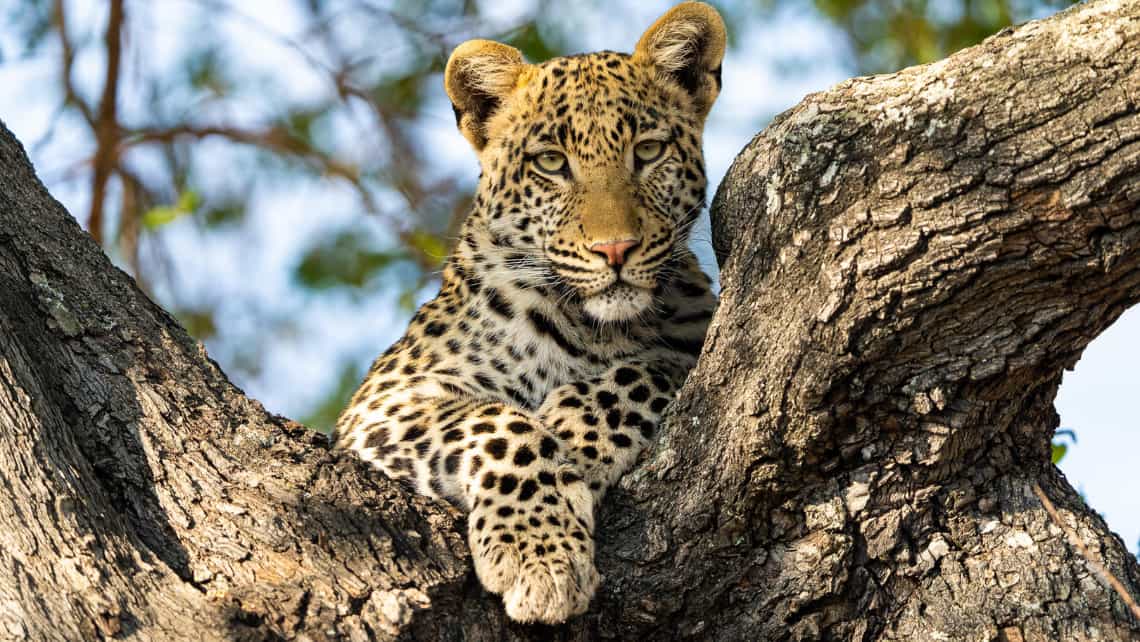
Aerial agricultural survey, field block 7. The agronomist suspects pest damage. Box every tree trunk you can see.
[2,1,1139,640]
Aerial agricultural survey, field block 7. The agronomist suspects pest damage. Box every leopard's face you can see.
[446,16,723,323]
[477,53,709,323]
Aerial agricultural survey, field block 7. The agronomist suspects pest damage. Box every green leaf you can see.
[201,202,245,227]
[1051,428,1077,464]
[406,229,448,265]
[142,190,199,230]
[175,307,218,340]
[1051,443,1067,464]
[398,289,418,312]
[142,206,180,229]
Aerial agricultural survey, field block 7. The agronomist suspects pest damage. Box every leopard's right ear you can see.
[445,40,528,150]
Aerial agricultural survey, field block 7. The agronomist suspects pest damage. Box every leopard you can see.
[332,2,725,624]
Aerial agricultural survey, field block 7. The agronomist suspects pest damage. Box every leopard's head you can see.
[446,2,725,323]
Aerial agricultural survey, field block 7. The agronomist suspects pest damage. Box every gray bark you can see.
[2,0,1139,640]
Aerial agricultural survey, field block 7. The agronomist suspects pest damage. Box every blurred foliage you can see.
[808,0,1079,73]
[176,307,219,341]
[1051,443,1066,465]
[296,231,407,291]
[302,363,366,433]
[142,190,199,230]
[1052,428,1077,465]
[2,0,1075,430]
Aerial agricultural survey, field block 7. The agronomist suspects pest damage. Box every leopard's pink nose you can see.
[589,239,640,267]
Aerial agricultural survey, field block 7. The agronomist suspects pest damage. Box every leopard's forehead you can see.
[495,51,692,161]
[532,52,671,107]
[535,51,644,86]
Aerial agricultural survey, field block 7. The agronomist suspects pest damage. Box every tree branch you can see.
[124,124,442,269]
[1033,481,1140,622]
[87,0,125,244]
[593,2,1140,638]
[52,0,95,128]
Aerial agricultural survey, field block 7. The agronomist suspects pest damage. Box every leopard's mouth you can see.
[580,282,654,323]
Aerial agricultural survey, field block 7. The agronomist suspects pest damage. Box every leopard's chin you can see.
[581,283,654,324]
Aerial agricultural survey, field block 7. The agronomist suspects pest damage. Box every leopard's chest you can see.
[436,285,647,409]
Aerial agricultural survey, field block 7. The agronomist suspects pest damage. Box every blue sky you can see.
[0,0,1135,553]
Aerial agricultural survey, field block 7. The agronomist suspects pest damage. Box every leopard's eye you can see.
[533,151,568,175]
[633,140,666,164]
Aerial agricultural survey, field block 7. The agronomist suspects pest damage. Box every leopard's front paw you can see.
[468,464,599,624]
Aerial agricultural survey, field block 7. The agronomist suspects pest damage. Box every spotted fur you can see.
[333,1,725,624]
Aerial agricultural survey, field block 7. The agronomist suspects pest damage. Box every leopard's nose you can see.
[589,239,640,267]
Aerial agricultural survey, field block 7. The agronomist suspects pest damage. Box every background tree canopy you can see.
[6,0,1134,554]
[1,0,1076,426]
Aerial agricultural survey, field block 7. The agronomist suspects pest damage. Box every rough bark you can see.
[1,1,1139,640]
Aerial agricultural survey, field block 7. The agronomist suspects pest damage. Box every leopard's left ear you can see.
[633,2,726,119]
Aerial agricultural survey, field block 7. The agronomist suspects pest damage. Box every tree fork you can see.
[1,1,1139,640]
[589,1,1140,639]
